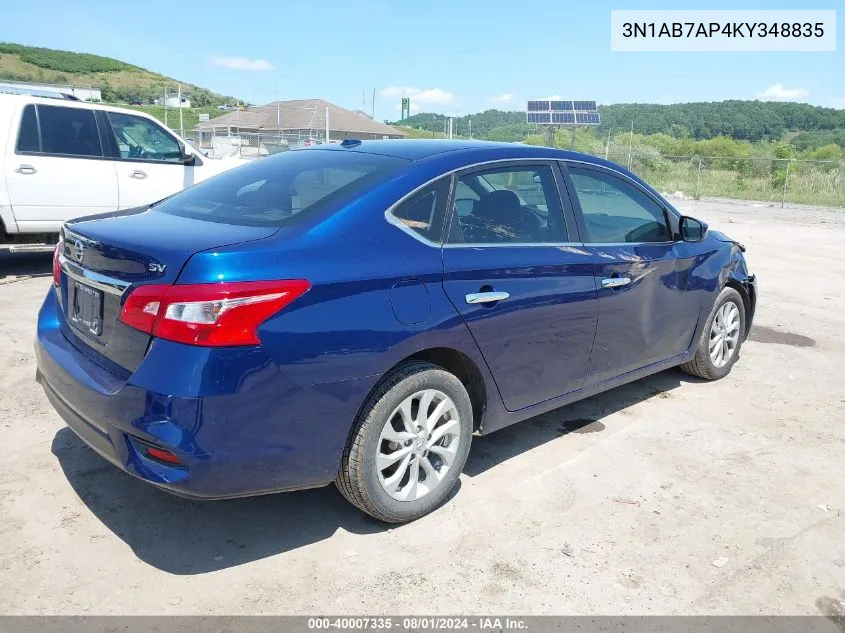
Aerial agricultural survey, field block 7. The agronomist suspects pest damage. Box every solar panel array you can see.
[527,112,551,124]
[575,112,600,124]
[526,99,600,125]
[526,100,549,112]
[551,112,575,124]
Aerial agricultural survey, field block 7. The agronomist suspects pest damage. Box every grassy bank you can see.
[119,105,223,136]
[625,156,845,208]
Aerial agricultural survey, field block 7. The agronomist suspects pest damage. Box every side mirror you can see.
[181,144,195,165]
[679,215,707,242]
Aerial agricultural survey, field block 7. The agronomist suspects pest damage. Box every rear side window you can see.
[39,105,103,157]
[390,177,450,243]
[155,149,407,227]
[448,165,567,244]
[16,105,40,152]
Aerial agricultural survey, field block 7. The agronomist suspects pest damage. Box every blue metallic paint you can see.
[36,141,756,499]
[442,245,597,411]
[584,242,702,384]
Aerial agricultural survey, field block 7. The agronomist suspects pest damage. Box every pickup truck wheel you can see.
[336,361,472,523]
[681,287,746,380]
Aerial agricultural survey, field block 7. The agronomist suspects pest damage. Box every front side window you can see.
[567,167,671,243]
[391,178,450,242]
[448,164,566,244]
[29,105,103,157]
[106,112,182,162]
[155,149,407,227]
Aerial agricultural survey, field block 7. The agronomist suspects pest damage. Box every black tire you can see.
[680,286,746,380]
[336,361,473,523]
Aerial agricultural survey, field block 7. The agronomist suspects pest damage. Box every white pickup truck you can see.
[0,92,243,251]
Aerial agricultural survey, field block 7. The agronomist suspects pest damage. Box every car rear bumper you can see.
[36,289,374,500]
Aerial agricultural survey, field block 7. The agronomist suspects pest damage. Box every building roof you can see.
[197,98,405,137]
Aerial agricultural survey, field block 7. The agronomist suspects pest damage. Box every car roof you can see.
[308,139,672,212]
[0,92,142,115]
[312,138,613,166]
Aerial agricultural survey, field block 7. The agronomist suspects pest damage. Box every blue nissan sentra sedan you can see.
[36,140,756,523]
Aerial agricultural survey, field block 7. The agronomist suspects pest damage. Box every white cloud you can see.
[212,56,274,71]
[381,86,455,106]
[492,92,514,103]
[756,83,809,102]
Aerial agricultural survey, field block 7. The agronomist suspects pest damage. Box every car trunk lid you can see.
[57,207,278,375]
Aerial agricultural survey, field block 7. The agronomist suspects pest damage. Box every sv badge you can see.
[148,262,166,273]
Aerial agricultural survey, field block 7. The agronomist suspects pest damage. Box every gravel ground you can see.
[0,199,843,616]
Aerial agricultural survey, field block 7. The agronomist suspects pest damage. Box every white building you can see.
[155,96,191,108]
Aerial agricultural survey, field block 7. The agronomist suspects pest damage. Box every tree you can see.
[771,142,795,190]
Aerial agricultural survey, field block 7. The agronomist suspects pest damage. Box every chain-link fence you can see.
[189,129,328,159]
[184,128,845,208]
[605,148,845,208]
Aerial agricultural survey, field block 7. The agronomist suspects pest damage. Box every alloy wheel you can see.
[376,389,461,502]
[709,300,741,368]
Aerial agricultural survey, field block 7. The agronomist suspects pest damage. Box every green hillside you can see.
[397,101,845,147]
[0,42,239,107]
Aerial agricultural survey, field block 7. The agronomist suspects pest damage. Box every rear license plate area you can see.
[70,282,103,337]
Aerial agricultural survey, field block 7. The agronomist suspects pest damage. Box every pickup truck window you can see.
[16,105,41,152]
[34,105,103,157]
[105,112,182,163]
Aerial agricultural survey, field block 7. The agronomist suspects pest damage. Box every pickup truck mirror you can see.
[181,143,196,165]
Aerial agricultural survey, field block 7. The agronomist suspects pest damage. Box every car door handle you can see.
[131,170,147,179]
[601,277,631,289]
[15,164,36,175]
[465,291,509,304]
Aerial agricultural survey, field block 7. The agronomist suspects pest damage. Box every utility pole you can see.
[695,157,703,199]
[371,87,375,119]
[164,86,168,127]
[604,128,612,160]
[325,106,330,144]
[627,120,634,170]
[178,84,184,138]
[781,160,791,207]
[448,117,453,139]
[469,118,472,139]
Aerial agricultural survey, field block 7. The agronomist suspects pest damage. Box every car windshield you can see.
[154,149,408,227]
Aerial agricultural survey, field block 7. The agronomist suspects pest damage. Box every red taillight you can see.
[145,446,183,465]
[119,280,311,347]
[52,241,62,287]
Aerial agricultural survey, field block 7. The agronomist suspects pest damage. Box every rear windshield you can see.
[154,149,408,227]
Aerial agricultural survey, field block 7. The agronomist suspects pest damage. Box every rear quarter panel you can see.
[176,162,494,388]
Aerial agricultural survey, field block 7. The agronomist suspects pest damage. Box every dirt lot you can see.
[0,199,843,616]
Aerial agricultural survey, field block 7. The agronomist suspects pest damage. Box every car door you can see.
[101,110,193,208]
[4,103,118,230]
[441,161,598,412]
[562,162,701,385]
